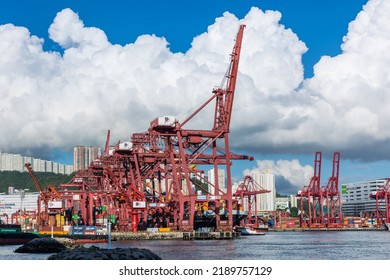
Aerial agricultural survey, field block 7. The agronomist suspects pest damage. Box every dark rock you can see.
[14,236,161,260]
[53,237,83,249]
[47,245,162,260]
[14,237,82,254]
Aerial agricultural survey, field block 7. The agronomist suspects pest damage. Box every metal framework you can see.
[297,152,342,228]
[26,25,254,233]
[370,179,390,227]
[24,163,62,228]
[233,175,270,228]
[322,152,343,227]
[297,152,324,227]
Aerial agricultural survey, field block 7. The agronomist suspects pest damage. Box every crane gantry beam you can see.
[28,25,252,234]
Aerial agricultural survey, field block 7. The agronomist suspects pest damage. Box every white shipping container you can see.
[133,201,146,208]
[48,201,62,209]
[158,116,176,127]
[118,142,132,150]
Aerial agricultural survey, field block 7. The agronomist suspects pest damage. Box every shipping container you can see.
[72,226,84,235]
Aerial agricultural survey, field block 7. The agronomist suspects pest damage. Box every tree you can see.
[0,171,73,193]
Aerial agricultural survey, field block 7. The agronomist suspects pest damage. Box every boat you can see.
[240,227,265,236]
[235,226,265,236]
[0,224,40,245]
[253,225,269,233]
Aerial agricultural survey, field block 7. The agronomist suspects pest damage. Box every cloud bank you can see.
[1,0,390,191]
[244,159,314,195]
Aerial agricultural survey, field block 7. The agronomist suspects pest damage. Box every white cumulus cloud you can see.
[244,159,314,194]
[0,7,307,158]
[49,8,109,50]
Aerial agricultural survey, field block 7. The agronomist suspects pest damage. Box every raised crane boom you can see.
[24,163,61,202]
[213,24,246,131]
[180,24,246,129]
[24,163,44,194]
[104,129,111,156]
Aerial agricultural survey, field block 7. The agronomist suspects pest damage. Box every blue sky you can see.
[1,0,366,78]
[2,0,390,194]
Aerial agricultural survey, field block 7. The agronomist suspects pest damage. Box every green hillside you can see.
[0,171,74,194]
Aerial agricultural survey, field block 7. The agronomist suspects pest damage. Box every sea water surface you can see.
[1,231,390,260]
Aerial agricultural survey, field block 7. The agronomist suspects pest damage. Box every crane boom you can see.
[213,24,246,131]
[104,129,111,156]
[24,163,44,194]
[24,163,61,201]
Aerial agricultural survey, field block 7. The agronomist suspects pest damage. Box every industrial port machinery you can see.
[370,178,390,227]
[25,25,270,233]
[296,152,343,228]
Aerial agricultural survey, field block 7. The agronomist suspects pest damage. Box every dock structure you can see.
[110,231,240,241]
[183,231,239,240]
[269,227,386,232]
[23,25,253,235]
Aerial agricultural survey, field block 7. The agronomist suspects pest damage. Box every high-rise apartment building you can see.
[73,146,101,172]
[73,146,85,171]
[0,151,73,175]
[251,170,276,212]
[32,158,46,172]
[207,168,226,195]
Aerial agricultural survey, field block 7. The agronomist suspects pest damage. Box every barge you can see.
[0,224,39,245]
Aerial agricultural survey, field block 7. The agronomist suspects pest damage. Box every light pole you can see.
[19,188,29,228]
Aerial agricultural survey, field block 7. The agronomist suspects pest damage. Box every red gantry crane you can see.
[233,175,270,229]
[322,152,343,227]
[297,152,324,228]
[24,163,62,228]
[370,178,390,228]
[26,25,253,234]
[143,24,253,232]
[297,152,342,228]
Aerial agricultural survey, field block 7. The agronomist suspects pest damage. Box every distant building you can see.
[73,146,85,171]
[73,146,101,172]
[251,170,276,212]
[45,161,53,173]
[32,158,45,172]
[207,168,226,195]
[0,190,39,219]
[0,151,73,175]
[275,195,298,210]
[65,165,74,175]
[341,179,387,217]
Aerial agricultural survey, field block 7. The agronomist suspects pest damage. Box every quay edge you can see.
[111,231,240,240]
[269,227,387,232]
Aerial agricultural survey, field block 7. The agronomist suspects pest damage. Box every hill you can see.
[0,171,74,194]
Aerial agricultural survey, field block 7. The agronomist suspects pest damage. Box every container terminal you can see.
[1,25,389,243]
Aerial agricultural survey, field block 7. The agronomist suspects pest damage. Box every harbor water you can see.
[1,231,390,260]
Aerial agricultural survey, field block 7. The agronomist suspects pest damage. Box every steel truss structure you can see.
[370,179,390,227]
[297,152,342,228]
[27,25,262,233]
